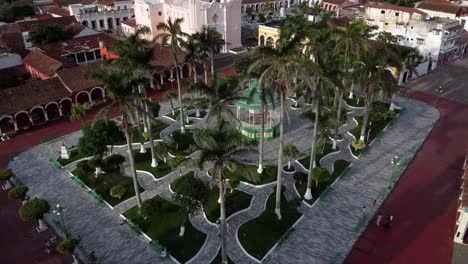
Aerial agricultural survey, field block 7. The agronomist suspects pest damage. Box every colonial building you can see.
[134,0,242,51]
[363,2,468,74]
[241,0,296,15]
[415,1,468,30]
[120,18,136,37]
[67,0,135,32]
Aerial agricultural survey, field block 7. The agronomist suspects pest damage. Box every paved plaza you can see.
[8,94,439,264]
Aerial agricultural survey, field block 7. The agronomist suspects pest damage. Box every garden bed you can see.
[171,172,253,223]
[238,192,302,260]
[211,250,235,264]
[72,160,143,206]
[297,142,334,170]
[220,164,277,185]
[165,110,180,120]
[134,151,186,179]
[57,150,87,166]
[344,96,365,107]
[123,196,206,263]
[114,120,169,145]
[170,129,196,155]
[295,160,350,204]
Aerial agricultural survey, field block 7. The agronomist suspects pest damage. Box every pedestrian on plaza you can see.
[363,206,367,216]
[44,240,51,254]
[89,251,97,264]
[385,215,394,228]
[376,213,382,226]
[372,199,377,208]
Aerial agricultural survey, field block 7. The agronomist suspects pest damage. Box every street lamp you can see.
[169,75,175,92]
[434,86,444,108]
[52,203,68,238]
[391,156,401,179]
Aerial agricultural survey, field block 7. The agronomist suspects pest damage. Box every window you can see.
[123,17,127,21]
[124,5,127,9]
[116,17,120,25]
[381,10,385,14]
[395,12,399,16]
[99,20,104,28]
[417,38,425,45]
[91,20,96,28]
[385,22,388,25]
[117,6,120,10]
[433,30,440,35]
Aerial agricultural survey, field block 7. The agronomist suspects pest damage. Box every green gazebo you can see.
[234,79,280,141]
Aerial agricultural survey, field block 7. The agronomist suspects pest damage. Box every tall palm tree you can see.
[248,46,314,219]
[70,103,92,126]
[112,26,158,166]
[188,76,245,129]
[157,18,189,134]
[183,35,202,84]
[194,124,253,264]
[196,26,225,82]
[88,64,147,207]
[356,49,398,142]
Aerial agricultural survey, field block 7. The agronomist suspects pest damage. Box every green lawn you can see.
[238,192,302,260]
[114,120,170,145]
[72,162,142,206]
[297,142,334,170]
[171,172,253,223]
[171,129,196,155]
[211,250,235,264]
[295,160,350,202]
[344,96,365,107]
[57,150,87,166]
[222,164,277,185]
[133,151,185,179]
[123,196,207,263]
[165,109,180,120]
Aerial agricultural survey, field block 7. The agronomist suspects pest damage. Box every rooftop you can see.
[148,43,186,69]
[47,7,72,17]
[121,18,136,27]
[366,2,427,16]
[416,1,467,15]
[23,50,63,77]
[56,65,103,92]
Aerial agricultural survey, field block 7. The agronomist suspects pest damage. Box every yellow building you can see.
[258,21,281,48]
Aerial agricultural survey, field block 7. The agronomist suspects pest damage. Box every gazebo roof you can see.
[235,79,279,111]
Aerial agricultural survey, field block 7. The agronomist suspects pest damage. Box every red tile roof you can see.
[149,43,186,69]
[56,65,103,92]
[367,2,427,16]
[0,78,70,116]
[16,16,77,32]
[416,2,466,15]
[39,33,116,62]
[47,7,71,17]
[121,18,136,27]
[23,50,63,77]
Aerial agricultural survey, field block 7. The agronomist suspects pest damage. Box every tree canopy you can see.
[29,25,72,46]
[77,120,123,158]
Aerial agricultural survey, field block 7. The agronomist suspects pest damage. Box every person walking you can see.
[385,215,394,228]
[372,199,377,208]
[376,213,382,226]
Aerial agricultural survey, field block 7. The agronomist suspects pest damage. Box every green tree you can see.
[283,144,300,170]
[157,18,189,134]
[56,237,80,263]
[376,32,398,44]
[195,26,225,82]
[19,198,50,231]
[183,35,203,84]
[29,25,72,46]
[88,64,146,207]
[194,124,254,264]
[77,120,122,160]
[0,168,13,190]
[70,103,92,126]
[312,167,330,187]
[8,186,28,200]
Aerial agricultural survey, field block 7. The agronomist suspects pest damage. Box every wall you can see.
[0,53,22,69]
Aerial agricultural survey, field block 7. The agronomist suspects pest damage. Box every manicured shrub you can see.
[110,185,126,199]
[351,140,366,151]
[72,167,87,178]
[139,198,163,218]
[228,178,240,190]
[293,171,307,184]
[8,186,28,200]
[76,160,92,172]
[172,174,210,202]
[56,238,79,255]
[19,198,50,221]
[0,168,13,180]
[313,167,331,187]
[88,157,102,169]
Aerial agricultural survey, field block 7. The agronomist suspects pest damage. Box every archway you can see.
[30,107,46,124]
[0,116,15,134]
[91,87,105,102]
[259,35,265,46]
[241,6,245,14]
[82,20,88,27]
[266,36,274,47]
[107,17,114,30]
[15,112,31,129]
[45,103,61,120]
[60,99,72,116]
[182,64,191,80]
[76,91,91,104]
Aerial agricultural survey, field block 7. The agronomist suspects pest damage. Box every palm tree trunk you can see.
[349,81,354,99]
[275,93,285,220]
[337,90,343,121]
[210,50,215,81]
[193,63,198,84]
[359,93,374,142]
[218,169,228,264]
[173,54,186,134]
[124,124,142,207]
[305,103,319,200]
[135,108,146,153]
[333,87,339,108]
[140,85,157,168]
[257,104,265,174]
[204,66,209,85]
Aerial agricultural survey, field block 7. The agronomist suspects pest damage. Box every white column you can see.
[29,116,33,125]
[84,52,88,65]
[160,74,164,85]
[13,121,18,131]
[74,54,79,64]
[44,110,49,121]
[58,106,63,117]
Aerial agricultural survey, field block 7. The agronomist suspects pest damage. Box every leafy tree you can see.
[139,198,162,218]
[56,237,79,264]
[183,35,203,83]
[0,168,13,182]
[102,154,125,170]
[19,198,50,231]
[194,26,225,83]
[70,103,92,126]
[163,90,178,115]
[8,186,28,200]
[258,13,266,23]
[376,32,398,44]
[29,25,72,46]
[312,167,330,187]
[233,56,253,76]
[110,185,126,199]
[77,120,122,159]
[283,144,300,170]
[157,18,189,134]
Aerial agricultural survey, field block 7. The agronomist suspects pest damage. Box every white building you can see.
[134,0,242,51]
[0,50,22,70]
[364,2,467,80]
[68,0,135,32]
[241,0,295,15]
[415,1,468,30]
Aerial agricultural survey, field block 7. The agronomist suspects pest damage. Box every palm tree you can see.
[163,90,178,116]
[356,49,398,142]
[188,76,245,129]
[248,46,314,219]
[194,124,253,264]
[157,18,189,134]
[112,26,159,166]
[196,26,225,82]
[88,64,146,207]
[70,103,92,126]
[183,35,202,84]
